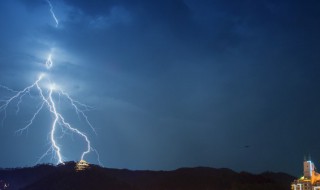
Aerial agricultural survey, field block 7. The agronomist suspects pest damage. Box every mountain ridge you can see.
[0,162,295,190]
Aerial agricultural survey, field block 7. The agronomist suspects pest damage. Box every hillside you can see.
[0,162,295,190]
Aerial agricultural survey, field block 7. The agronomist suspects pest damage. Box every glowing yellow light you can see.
[76,160,90,171]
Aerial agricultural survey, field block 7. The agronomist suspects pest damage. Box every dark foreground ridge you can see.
[0,162,295,190]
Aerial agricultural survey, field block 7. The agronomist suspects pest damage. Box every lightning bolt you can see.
[0,0,101,165]
[46,0,59,27]
[0,74,98,164]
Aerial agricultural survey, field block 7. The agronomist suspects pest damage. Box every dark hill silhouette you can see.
[0,162,295,190]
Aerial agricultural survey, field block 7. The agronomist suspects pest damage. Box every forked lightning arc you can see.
[0,0,100,165]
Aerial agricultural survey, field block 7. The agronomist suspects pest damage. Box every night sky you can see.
[0,0,320,176]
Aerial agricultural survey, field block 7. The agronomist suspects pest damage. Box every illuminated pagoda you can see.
[75,160,90,171]
[291,159,320,190]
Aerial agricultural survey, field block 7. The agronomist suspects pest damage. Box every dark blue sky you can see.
[0,0,320,176]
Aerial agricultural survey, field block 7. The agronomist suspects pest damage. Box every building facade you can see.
[292,160,320,190]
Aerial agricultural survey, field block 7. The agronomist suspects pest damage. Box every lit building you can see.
[292,159,320,190]
[75,160,90,171]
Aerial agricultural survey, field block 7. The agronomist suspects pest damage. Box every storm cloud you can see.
[0,0,320,176]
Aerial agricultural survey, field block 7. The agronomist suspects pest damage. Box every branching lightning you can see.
[0,73,97,164]
[0,0,101,165]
